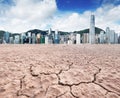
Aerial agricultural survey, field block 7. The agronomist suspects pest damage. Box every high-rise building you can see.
[115,33,118,44]
[9,37,14,44]
[3,32,10,43]
[106,27,110,44]
[28,32,31,44]
[83,33,89,43]
[99,31,104,44]
[48,28,52,35]
[76,34,81,44]
[110,30,115,44]
[21,33,26,44]
[89,14,95,44]
[32,33,36,44]
[14,35,20,44]
[45,36,49,44]
[36,33,40,44]
[54,30,59,44]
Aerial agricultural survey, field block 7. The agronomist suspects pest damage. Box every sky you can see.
[0,0,120,33]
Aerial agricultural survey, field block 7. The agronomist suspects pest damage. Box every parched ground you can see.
[0,44,120,98]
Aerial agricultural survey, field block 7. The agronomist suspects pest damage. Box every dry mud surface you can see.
[0,44,120,98]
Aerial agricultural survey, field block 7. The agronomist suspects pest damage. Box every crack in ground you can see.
[17,75,29,97]
[29,61,120,97]
[56,91,67,98]
[20,75,25,89]
[29,65,39,77]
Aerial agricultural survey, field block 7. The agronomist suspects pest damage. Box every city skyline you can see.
[0,0,120,33]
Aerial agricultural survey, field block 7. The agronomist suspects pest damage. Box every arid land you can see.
[0,44,120,98]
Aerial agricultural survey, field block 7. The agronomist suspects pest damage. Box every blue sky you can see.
[0,0,120,33]
[56,0,102,12]
[1,0,120,13]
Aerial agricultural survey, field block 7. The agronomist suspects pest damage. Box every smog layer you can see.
[0,45,120,98]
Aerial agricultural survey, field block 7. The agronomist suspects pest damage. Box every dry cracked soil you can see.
[0,44,120,98]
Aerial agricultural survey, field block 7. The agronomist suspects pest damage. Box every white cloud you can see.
[0,0,57,33]
[51,5,120,33]
[0,0,120,34]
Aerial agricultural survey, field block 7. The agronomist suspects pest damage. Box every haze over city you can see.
[0,0,120,33]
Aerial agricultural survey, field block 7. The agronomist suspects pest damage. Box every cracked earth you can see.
[0,44,120,98]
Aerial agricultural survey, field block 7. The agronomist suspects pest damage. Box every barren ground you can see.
[0,44,120,98]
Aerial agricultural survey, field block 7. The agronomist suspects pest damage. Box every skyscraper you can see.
[106,27,110,44]
[76,34,81,44]
[110,30,115,44]
[99,31,104,44]
[3,32,10,43]
[89,14,95,44]
[54,30,59,44]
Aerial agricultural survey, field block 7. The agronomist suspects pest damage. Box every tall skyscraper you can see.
[32,33,36,44]
[110,30,115,44]
[106,27,110,44]
[83,33,89,43]
[14,35,20,44]
[54,30,59,44]
[99,31,104,44]
[76,34,81,44]
[28,32,31,44]
[3,32,10,43]
[89,14,95,44]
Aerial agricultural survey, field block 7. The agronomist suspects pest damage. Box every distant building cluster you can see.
[89,14,120,44]
[0,14,120,44]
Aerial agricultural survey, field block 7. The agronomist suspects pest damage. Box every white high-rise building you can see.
[76,34,81,44]
[21,33,26,44]
[45,36,49,44]
[14,35,20,44]
[54,30,59,44]
[89,14,95,44]
[83,33,89,43]
[106,27,110,44]
[110,30,115,44]
[32,33,36,44]
[99,31,104,44]
[9,37,14,44]
[48,28,52,35]
[115,33,118,44]
[28,32,31,44]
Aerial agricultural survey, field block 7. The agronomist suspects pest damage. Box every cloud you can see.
[51,4,120,33]
[51,12,90,32]
[0,0,120,34]
[0,0,57,33]
[101,0,120,5]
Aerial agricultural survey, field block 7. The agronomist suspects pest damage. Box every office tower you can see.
[28,32,31,44]
[118,34,120,44]
[89,14,95,44]
[95,34,99,44]
[76,34,81,44]
[37,33,40,44]
[40,35,45,44]
[110,30,115,44]
[115,33,118,44]
[45,36,48,44]
[60,35,66,44]
[48,28,52,35]
[9,37,14,44]
[14,35,20,44]
[32,33,36,44]
[54,30,59,44]
[21,33,26,44]
[106,27,110,43]
[3,32,10,43]
[99,31,104,44]
[83,33,89,43]
[70,33,75,44]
